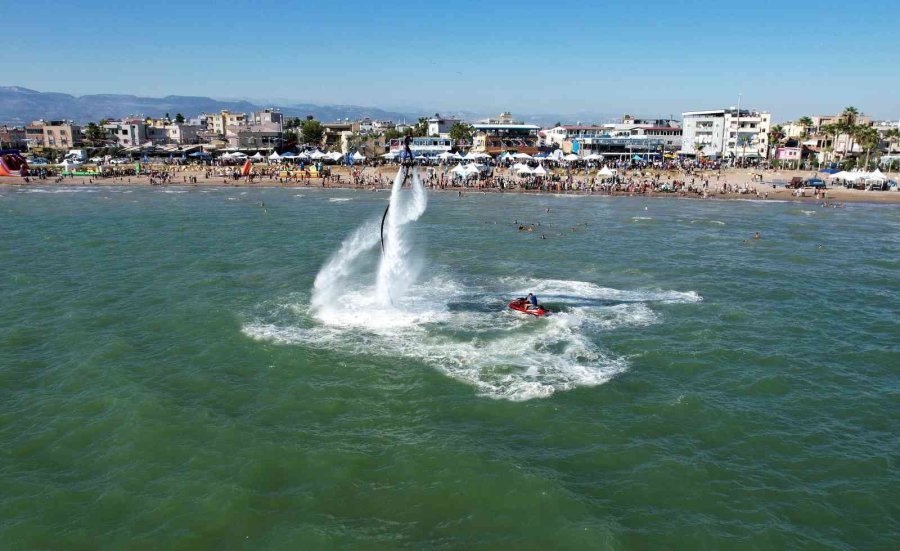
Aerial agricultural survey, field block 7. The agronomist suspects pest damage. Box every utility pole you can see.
[736,93,743,168]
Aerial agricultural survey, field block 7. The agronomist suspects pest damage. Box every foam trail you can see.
[375,167,427,306]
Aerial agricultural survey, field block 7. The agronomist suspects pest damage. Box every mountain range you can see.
[0,86,422,126]
[0,85,621,127]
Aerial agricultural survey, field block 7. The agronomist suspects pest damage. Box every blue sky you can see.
[10,0,900,121]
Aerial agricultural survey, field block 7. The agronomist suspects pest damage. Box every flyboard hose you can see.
[380,135,415,252]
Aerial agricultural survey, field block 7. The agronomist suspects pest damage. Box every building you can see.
[26,120,82,149]
[680,109,771,161]
[103,119,150,147]
[165,123,202,145]
[388,136,453,157]
[470,112,540,155]
[322,121,353,150]
[0,125,28,150]
[206,110,247,135]
[426,113,463,137]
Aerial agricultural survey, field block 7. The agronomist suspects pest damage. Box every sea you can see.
[1,185,897,550]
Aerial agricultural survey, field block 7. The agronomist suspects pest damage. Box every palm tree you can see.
[856,126,880,169]
[766,125,784,159]
[798,116,814,138]
[694,142,706,158]
[821,123,838,163]
[842,106,859,125]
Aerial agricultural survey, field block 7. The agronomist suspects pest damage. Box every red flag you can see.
[241,159,252,176]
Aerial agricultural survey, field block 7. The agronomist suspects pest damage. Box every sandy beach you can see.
[3,165,899,204]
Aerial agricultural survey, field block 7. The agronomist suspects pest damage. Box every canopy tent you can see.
[230,152,248,158]
[450,163,467,174]
[326,152,343,161]
[381,152,398,159]
[533,164,548,176]
[279,152,297,159]
[598,166,617,177]
[463,151,482,160]
[631,155,643,161]
[267,152,282,160]
[547,149,564,161]
[511,162,531,172]
[189,151,211,158]
[514,165,533,175]
[585,153,604,161]
[513,152,533,160]
[351,151,366,161]
[868,169,887,181]
[309,150,326,160]
[250,152,265,160]
[463,164,482,175]
[437,151,459,160]
[563,153,580,162]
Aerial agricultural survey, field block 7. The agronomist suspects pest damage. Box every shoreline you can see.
[4,166,900,204]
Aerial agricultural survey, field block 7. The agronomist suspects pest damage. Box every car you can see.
[110,158,130,165]
[803,178,826,188]
[28,157,49,165]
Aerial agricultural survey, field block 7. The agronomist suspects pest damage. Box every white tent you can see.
[548,149,564,161]
[250,152,265,160]
[230,152,248,158]
[598,166,616,177]
[533,164,548,176]
[268,152,282,160]
[867,169,887,181]
[351,151,366,161]
[515,165,533,175]
[381,152,398,159]
[511,162,530,172]
[327,152,344,161]
[437,151,456,160]
[450,163,467,174]
[463,151,481,160]
[585,153,604,161]
[280,152,297,159]
[309,150,326,160]
[563,153,580,162]
[513,152,533,160]
[464,164,481,175]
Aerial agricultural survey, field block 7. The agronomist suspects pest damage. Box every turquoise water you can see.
[1,185,897,550]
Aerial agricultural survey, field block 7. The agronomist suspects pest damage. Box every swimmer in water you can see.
[753,232,761,240]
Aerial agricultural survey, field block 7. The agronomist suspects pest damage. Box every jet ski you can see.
[508,298,549,317]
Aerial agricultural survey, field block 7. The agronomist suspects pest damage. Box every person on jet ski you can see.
[525,293,539,310]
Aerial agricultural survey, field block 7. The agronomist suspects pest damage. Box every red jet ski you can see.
[508,298,549,317]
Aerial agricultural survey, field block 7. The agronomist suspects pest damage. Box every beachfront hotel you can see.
[470,112,541,156]
[680,109,771,161]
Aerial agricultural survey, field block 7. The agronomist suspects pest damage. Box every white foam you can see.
[294,194,304,197]
[328,197,352,202]
[159,190,188,194]
[244,275,699,401]
[632,216,653,221]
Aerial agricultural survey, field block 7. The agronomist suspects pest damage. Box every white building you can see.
[426,113,462,137]
[680,109,771,161]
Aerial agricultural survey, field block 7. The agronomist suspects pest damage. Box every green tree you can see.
[382,128,403,141]
[694,142,705,156]
[856,126,879,169]
[797,116,814,137]
[84,122,106,146]
[175,113,185,124]
[300,119,325,145]
[842,106,859,125]
[766,125,785,159]
[448,122,474,146]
